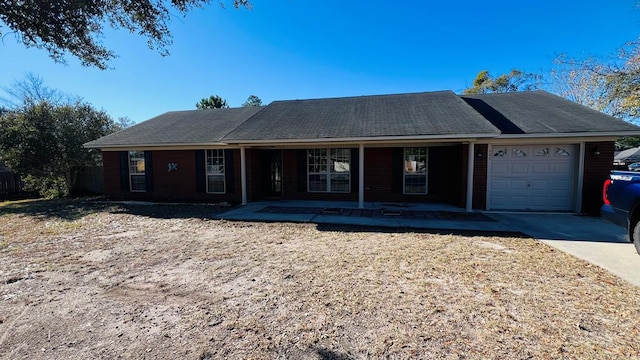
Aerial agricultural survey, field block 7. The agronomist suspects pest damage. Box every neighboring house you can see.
[84,90,640,214]
[614,146,640,166]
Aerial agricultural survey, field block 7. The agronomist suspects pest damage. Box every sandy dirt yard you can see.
[1,199,640,359]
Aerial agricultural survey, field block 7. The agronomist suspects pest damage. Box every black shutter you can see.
[224,149,235,194]
[351,148,359,194]
[119,151,129,192]
[297,149,307,192]
[144,151,154,192]
[392,147,404,194]
[195,150,205,193]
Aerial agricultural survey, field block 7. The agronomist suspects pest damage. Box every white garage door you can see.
[488,144,576,211]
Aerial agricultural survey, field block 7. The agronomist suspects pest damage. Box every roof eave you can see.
[223,133,501,145]
[84,142,231,150]
[495,131,640,139]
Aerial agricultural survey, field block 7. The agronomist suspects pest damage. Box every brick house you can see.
[84,90,640,214]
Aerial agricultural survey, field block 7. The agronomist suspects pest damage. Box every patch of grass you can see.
[0,198,44,207]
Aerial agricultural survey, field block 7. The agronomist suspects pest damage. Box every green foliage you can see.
[0,101,120,197]
[463,69,541,95]
[196,95,229,109]
[242,94,263,107]
[0,1,252,69]
[617,136,640,150]
[21,174,67,199]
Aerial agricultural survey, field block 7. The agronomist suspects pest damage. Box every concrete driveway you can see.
[489,213,640,286]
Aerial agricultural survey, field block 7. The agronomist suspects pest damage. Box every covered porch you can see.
[238,141,481,212]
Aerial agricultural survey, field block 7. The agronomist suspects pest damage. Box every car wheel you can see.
[633,220,640,255]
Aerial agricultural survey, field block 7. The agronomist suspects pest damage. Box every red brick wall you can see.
[102,151,122,196]
[582,141,615,214]
[101,149,242,203]
[363,147,463,204]
[472,144,488,210]
[152,150,197,196]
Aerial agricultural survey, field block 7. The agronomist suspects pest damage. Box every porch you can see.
[213,200,513,232]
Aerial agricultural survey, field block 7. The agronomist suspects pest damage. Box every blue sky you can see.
[1,0,639,123]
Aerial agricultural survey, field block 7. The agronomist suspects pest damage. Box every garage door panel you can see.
[551,163,572,174]
[492,163,508,175]
[529,179,549,189]
[490,195,509,207]
[548,179,571,190]
[509,179,529,191]
[532,163,551,174]
[488,144,576,211]
[529,196,551,207]
[510,163,529,174]
[491,179,507,190]
[508,196,530,206]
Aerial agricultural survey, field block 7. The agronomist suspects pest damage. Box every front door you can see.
[262,150,283,198]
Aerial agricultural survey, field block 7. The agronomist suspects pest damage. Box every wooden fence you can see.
[73,166,104,194]
[0,171,21,199]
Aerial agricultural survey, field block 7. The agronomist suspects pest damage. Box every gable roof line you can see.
[267,90,456,104]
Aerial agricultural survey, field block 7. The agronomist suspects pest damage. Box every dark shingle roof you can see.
[85,90,640,149]
[461,91,640,134]
[222,91,500,141]
[84,107,263,148]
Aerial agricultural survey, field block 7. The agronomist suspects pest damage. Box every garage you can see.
[487,144,577,211]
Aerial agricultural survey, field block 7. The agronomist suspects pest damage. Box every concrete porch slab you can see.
[213,200,514,233]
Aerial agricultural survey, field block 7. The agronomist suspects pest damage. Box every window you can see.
[308,148,350,192]
[129,151,146,192]
[404,147,427,194]
[206,149,225,193]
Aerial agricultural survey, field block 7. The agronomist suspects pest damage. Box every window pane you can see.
[206,150,225,175]
[330,174,350,192]
[331,148,350,172]
[405,174,426,194]
[207,175,225,193]
[308,149,327,173]
[404,147,426,174]
[129,151,145,175]
[131,175,146,192]
[308,174,327,192]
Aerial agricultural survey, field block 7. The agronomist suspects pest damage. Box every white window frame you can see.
[128,150,146,192]
[206,149,226,194]
[307,148,351,193]
[403,147,428,195]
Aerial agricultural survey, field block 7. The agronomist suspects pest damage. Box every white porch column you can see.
[240,146,247,206]
[359,144,365,209]
[466,142,475,212]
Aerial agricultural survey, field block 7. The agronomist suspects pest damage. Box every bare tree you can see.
[1,73,73,109]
